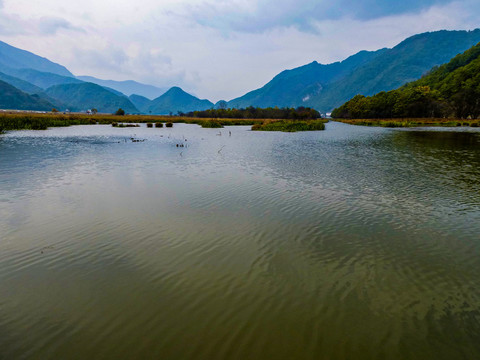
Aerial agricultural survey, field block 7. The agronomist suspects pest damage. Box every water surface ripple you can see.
[1,122,479,359]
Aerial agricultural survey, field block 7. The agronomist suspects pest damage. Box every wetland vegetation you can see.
[0,110,327,133]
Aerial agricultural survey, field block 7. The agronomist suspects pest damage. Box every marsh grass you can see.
[251,119,327,132]
[0,112,326,132]
[335,118,480,128]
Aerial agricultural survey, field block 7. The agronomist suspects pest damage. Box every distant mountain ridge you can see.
[227,49,387,109]
[227,29,480,113]
[306,29,480,112]
[77,76,167,100]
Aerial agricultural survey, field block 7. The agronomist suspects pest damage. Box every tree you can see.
[115,108,125,116]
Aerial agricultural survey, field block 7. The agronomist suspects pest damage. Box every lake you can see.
[0,122,479,359]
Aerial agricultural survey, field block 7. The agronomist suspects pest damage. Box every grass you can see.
[334,118,480,128]
[251,119,327,132]
[0,111,327,133]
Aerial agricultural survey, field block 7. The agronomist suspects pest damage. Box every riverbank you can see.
[0,112,327,133]
[333,118,480,127]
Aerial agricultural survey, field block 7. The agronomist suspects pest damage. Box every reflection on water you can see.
[0,122,479,359]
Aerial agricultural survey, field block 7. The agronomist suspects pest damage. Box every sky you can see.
[0,0,479,102]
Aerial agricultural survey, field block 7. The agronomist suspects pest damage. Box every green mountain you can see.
[0,71,43,94]
[227,49,387,109]
[78,76,167,99]
[4,68,82,90]
[308,29,480,112]
[227,29,480,113]
[147,87,213,115]
[0,80,54,111]
[0,40,73,77]
[129,94,152,113]
[332,42,480,119]
[45,83,139,113]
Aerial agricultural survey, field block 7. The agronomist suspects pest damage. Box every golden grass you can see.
[334,118,480,128]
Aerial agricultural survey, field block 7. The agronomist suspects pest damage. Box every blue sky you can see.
[0,0,479,101]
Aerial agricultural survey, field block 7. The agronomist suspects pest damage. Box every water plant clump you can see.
[155,122,163,128]
[334,118,480,127]
[166,122,173,128]
[147,123,153,128]
[199,120,223,128]
[251,119,327,132]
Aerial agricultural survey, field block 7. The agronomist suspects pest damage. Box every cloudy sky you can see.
[0,0,479,101]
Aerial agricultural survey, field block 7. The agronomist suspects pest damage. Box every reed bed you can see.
[334,118,480,127]
[251,119,327,132]
[0,112,328,132]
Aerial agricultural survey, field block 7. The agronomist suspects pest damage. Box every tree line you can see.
[181,106,321,120]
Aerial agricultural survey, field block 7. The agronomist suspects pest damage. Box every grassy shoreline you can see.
[333,118,480,128]
[0,112,327,133]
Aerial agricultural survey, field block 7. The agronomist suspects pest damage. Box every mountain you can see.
[45,83,139,113]
[227,29,480,113]
[147,87,213,115]
[307,29,480,112]
[129,94,152,113]
[77,76,167,99]
[3,68,82,90]
[227,49,387,109]
[0,40,73,77]
[332,41,480,119]
[0,71,44,94]
[0,80,54,111]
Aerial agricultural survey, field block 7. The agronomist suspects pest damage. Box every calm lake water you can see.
[0,122,479,359]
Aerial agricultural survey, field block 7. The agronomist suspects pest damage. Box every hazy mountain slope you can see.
[332,41,480,119]
[77,76,167,99]
[0,80,54,111]
[307,29,480,112]
[45,83,138,113]
[129,94,152,113]
[227,49,387,109]
[147,87,213,115]
[0,72,43,94]
[0,40,73,77]
[4,68,82,90]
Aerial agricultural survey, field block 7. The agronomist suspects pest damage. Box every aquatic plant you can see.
[199,120,223,128]
[251,119,326,132]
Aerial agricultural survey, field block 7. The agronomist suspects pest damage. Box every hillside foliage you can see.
[332,42,480,119]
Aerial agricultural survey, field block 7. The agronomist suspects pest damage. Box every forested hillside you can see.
[332,42,480,119]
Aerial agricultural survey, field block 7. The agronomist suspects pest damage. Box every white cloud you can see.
[0,0,479,102]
